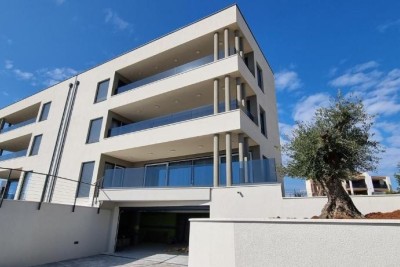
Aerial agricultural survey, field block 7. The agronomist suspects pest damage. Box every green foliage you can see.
[284,93,382,183]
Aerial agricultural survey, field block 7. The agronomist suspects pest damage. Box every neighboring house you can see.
[306,172,393,197]
[0,5,281,250]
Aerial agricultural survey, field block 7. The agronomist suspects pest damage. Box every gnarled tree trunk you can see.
[319,178,364,219]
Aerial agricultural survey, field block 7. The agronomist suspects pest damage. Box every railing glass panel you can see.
[0,118,36,134]
[115,54,214,95]
[102,158,277,189]
[0,150,27,162]
[108,100,238,137]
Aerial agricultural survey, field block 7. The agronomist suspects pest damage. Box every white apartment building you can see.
[0,5,281,251]
[306,172,393,197]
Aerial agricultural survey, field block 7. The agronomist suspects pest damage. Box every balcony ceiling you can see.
[104,132,257,163]
[117,23,252,83]
[4,103,40,124]
[0,134,31,151]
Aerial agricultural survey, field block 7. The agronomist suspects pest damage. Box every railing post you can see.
[0,169,12,208]
[38,174,50,210]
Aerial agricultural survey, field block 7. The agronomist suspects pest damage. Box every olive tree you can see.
[284,94,382,218]
[395,163,400,192]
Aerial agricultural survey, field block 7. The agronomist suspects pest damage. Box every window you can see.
[19,172,32,200]
[259,107,267,137]
[29,135,42,156]
[94,80,110,103]
[5,180,19,200]
[86,118,102,144]
[39,102,51,121]
[256,64,264,91]
[77,162,95,197]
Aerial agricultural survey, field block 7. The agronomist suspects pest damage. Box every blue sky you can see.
[1,0,399,192]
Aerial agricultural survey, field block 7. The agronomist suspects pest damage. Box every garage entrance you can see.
[115,206,209,252]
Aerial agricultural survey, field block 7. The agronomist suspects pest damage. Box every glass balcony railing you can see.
[108,100,238,137]
[102,158,278,189]
[114,54,215,95]
[0,150,27,162]
[0,118,36,134]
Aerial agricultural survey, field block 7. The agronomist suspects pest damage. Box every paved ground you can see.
[37,244,188,267]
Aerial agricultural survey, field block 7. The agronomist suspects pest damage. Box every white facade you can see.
[306,172,393,197]
[0,5,282,252]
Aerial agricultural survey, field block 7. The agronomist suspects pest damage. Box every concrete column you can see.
[224,28,229,58]
[225,76,230,112]
[226,132,232,186]
[238,134,245,183]
[244,137,249,183]
[239,37,244,57]
[234,30,240,54]
[214,79,219,114]
[213,134,220,187]
[236,78,242,110]
[213,32,219,61]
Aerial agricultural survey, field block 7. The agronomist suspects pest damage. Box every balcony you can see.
[101,158,277,189]
[0,118,36,134]
[0,149,27,162]
[108,100,238,138]
[115,54,216,95]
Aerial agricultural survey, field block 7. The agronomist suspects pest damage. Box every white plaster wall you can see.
[189,219,400,267]
[210,184,400,219]
[0,200,112,267]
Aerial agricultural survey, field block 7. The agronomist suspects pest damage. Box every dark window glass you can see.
[256,65,264,91]
[86,118,102,144]
[260,108,267,137]
[77,162,95,197]
[39,102,51,121]
[29,135,42,156]
[95,80,109,103]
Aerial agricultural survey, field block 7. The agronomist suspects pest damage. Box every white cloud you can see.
[377,19,400,33]
[5,60,13,70]
[39,67,78,86]
[13,69,34,80]
[352,61,380,72]
[275,70,302,91]
[293,93,330,122]
[104,9,133,32]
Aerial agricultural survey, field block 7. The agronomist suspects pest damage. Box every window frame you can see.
[29,134,43,156]
[76,161,95,198]
[86,117,103,144]
[39,102,51,122]
[259,106,267,138]
[94,79,110,104]
[256,63,264,92]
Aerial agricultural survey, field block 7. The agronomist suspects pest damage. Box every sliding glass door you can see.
[145,163,167,187]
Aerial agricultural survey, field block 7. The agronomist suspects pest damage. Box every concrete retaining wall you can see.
[0,200,112,267]
[189,219,400,267]
[210,184,400,218]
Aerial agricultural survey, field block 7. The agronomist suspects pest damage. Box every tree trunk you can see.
[319,178,364,219]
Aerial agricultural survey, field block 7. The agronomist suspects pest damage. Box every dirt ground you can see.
[364,210,400,219]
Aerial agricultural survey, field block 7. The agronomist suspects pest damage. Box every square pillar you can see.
[244,137,249,183]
